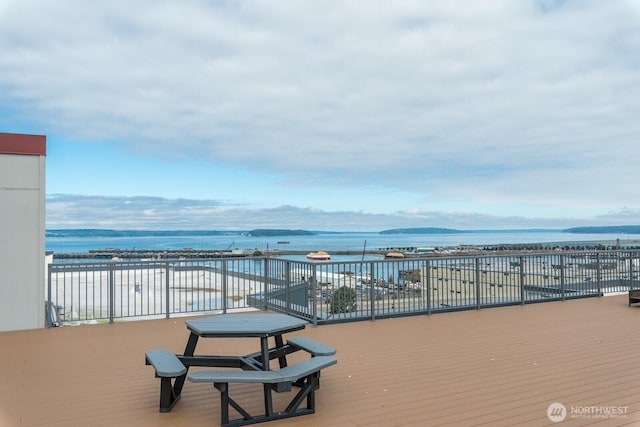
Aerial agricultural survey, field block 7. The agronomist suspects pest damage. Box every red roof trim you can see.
[0,132,46,155]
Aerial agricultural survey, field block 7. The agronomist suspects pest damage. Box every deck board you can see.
[2,294,640,426]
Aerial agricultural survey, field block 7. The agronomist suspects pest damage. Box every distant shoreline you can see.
[49,238,640,259]
[45,225,640,239]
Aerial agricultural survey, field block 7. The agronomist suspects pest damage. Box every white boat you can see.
[385,251,405,259]
[306,251,331,261]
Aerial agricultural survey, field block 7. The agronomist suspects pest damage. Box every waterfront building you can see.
[0,132,47,331]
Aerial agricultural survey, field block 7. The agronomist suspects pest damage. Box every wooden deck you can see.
[3,294,640,426]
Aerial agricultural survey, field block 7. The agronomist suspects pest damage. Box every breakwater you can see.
[50,248,388,260]
[49,241,630,260]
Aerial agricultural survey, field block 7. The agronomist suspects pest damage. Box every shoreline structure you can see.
[50,238,639,260]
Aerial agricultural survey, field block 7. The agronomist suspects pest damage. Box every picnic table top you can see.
[186,313,308,338]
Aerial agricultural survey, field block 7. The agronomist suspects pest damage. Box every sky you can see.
[2,0,640,231]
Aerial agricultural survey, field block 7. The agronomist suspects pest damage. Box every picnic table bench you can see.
[629,289,640,306]
[287,336,336,356]
[189,356,337,427]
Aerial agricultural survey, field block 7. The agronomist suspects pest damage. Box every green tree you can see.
[330,286,357,314]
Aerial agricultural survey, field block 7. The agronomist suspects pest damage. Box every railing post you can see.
[310,271,318,327]
[284,260,291,312]
[475,257,481,310]
[222,260,228,314]
[165,262,170,319]
[627,254,633,291]
[629,253,636,291]
[263,258,270,311]
[47,264,52,327]
[368,261,375,321]
[519,256,525,305]
[635,250,640,290]
[426,259,431,316]
[560,254,566,301]
[109,264,115,324]
[596,253,602,296]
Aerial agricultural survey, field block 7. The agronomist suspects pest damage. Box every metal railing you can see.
[47,249,640,326]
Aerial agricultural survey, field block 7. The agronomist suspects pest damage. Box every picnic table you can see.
[145,313,336,426]
[182,313,308,372]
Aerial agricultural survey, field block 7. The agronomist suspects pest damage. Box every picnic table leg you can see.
[218,383,230,425]
[260,337,270,370]
[158,377,180,412]
[275,335,288,368]
[173,333,199,396]
[183,332,199,357]
[260,336,275,418]
[263,383,274,417]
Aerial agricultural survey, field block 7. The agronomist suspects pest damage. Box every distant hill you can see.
[46,228,315,238]
[45,226,640,238]
[563,225,640,234]
[46,229,237,238]
[380,228,558,235]
[379,227,462,235]
[246,229,314,237]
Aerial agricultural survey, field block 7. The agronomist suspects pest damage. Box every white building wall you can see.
[0,138,46,331]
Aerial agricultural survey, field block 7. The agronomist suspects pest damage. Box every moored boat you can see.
[307,251,331,260]
[385,251,405,259]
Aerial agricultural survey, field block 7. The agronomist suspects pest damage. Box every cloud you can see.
[3,1,640,222]
[45,194,635,231]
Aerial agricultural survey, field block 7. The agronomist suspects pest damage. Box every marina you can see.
[46,230,640,264]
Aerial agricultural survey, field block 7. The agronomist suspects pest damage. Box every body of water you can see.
[45,231,640,254]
